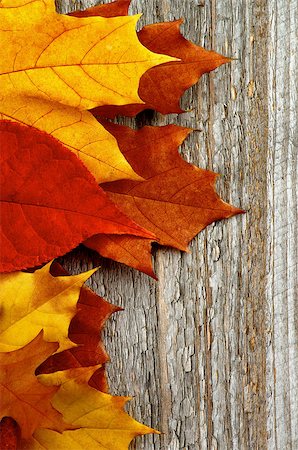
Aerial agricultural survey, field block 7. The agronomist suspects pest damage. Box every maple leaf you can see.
[69,0,131,18]
[37,262,121,394]
[0,262,97,352]
[72,0,229,117]
[85,122,243,276]
[0,417,20,450]
[0,0,174,182]
[0,333,71,440]
[88,234,157,279]
[88,365,110,394]
[21,366,157,450]
[0,121,155,272]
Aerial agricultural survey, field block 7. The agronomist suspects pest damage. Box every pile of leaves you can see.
[0,0,242,448]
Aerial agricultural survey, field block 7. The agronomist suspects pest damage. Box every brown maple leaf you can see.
[0,417,20,450]
[69,0,130,18]
[37,263,121,393]
[72,0,229,117]
[85,122,243,276]
[0,333,72,440]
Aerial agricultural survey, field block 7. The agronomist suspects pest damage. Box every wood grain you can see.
[57,1,298,449]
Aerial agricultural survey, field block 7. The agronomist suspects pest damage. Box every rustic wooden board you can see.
[57,1,298,449]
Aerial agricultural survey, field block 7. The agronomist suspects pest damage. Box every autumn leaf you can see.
[85,122,243,276]
[37,262,121,393]
[1,104,142,184]
[87,234,157,279]
[0,0,175,182]
[0,261,97,352]
[21,366,157,449]
[73,0,229,117]
[0,333,71,440]
[69,0,130,18]
[0,417,20,450]
[124,20,229,116]
[88,365,110,394]
[0,121,155,272]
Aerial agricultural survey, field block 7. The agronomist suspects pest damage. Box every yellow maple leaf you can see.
[0,0,175,182]
[21,366,158,449]
[0,262,97,352]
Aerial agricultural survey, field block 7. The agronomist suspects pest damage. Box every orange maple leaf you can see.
[85,122,243,276]
[0,333,71,440]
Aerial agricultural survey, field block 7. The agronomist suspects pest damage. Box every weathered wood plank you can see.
[56,1,298,449]
[267,2,298,449]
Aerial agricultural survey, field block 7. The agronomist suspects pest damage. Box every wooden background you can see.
[57,1,298,449]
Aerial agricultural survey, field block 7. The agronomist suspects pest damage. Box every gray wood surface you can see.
[57,1,298,449]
